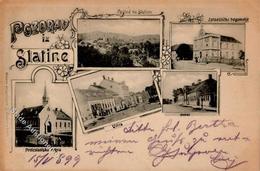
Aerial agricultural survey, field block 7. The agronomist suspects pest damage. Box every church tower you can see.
[42,83,49,106]
[199,24,205,36]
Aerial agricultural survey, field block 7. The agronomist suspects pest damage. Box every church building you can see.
[15,84,72,147]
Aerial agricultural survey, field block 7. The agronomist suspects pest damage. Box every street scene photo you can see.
[69,71,161,131]
[77,19,161,68]
[15,71,73,147]
[170,24,245,72]
[162,71,218,115]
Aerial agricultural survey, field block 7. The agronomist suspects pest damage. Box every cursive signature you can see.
[210,151,248,170]
[179,12,204,23]
[146,119,248,170]
[85,146,133,164]
[123,121,154,133]
[186,119,238,135]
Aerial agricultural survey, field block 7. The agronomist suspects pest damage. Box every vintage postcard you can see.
[1,1,259,171]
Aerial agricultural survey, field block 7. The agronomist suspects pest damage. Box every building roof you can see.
[220,35,241,43]
[76,88,119,101]
[200,32,241,43]
[19,105,44,118]
[173,77,217,96]
[89,85,106,90]
[188,78,217,94]
[18,105,71,121]
[53,108,72,120]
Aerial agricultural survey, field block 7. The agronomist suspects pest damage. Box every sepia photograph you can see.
[77,18,162,68]
[14,71,73,147]
[162,71,218,115]
[170,23,245,72]
[69,70,161,131]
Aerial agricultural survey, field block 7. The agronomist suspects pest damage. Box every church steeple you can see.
[42,82,49,106]
[199,24,205,36]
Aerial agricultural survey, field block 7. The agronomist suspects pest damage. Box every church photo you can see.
[14,72,73,147]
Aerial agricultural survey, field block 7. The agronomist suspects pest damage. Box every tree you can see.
[239,50,245,60]
[144,41,152,57]
[119,46,129,55]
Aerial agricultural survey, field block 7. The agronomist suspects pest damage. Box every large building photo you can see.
[193,25,243,64]
[170,24,245,71]
[69,71,161,131]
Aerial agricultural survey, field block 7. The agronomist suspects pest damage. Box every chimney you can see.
[208,74,212,79]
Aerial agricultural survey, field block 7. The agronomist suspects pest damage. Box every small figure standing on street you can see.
[201,97,204,110]
[205,56,209,64]
[239,50,245,66]
[195,56,198,63]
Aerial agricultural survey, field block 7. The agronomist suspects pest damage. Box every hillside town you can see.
[78,32,160,67]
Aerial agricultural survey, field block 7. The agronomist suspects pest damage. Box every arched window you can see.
[46,121,52,133]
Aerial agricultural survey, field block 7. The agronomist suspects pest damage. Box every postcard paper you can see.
[1,0,259,171]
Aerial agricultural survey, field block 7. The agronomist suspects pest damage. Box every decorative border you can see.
[69,8,164,71]
[68,70,161,134]
[10,66,76,151]
[161,69,220,116]
[168,22,248,76]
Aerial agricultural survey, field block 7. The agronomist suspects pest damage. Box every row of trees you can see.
[78,40,160,67]
[78,45,134,67]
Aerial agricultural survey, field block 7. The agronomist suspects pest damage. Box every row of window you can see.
[221,42,239,49]
[194,39,219,49]
[221,51,236,58]
[55,121,71,129]
[195,39,239,50]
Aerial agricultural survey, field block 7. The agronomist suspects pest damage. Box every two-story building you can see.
[193,25,242,64]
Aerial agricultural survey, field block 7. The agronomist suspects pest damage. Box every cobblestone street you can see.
[84,102,161,129]
[172,60,245,72]
[163,103,217,116]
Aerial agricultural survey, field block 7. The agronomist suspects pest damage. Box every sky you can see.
[15,70,73,116]
[162,71,217,99]
[71,70,154,93]
[171,24,245,49]
[78,19,160,36]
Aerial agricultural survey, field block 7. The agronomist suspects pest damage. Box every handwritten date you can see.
[28,153,80,168]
